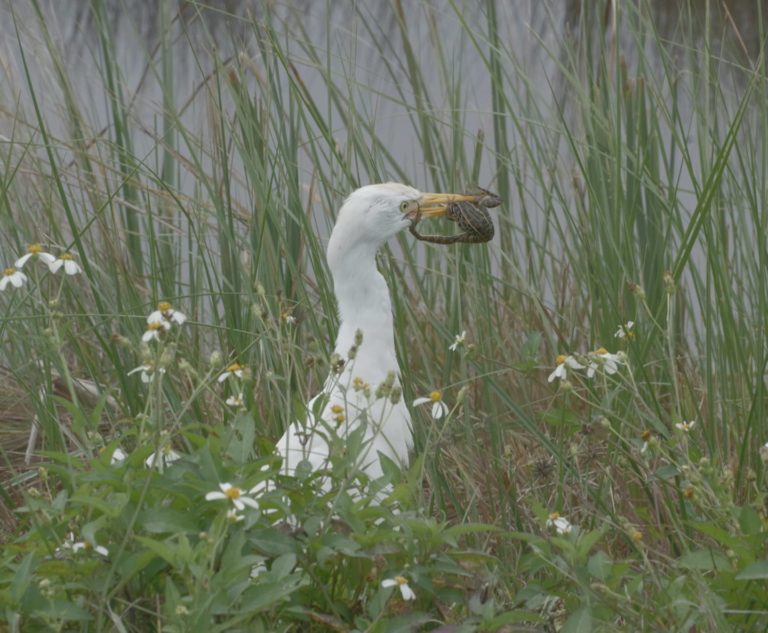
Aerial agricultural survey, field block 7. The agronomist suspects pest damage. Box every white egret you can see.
[274,183,481,488]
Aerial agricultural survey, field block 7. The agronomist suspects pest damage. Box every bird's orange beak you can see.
[416,192,485,218]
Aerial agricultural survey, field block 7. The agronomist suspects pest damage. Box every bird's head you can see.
[329,182,480,251]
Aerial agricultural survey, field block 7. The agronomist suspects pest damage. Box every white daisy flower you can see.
[226,393,245,408]
[205,483,259,511]
[218,362,245,382]
[413,390,449,419]
[144,447,181,470]
[0,267,27,291]
[675,420,696,433]
[58,532,109,557]
[449,330,466,352]
[226,509,245,523]
[640,430,653,453]
[586,348,622,378]
[614,321,635,339]
[49,253,82,275]
[127,363,166,383]
[14,243,56,269]
[110,447,128,465]
[147,301,187,326]
[548,354,585,382]
[382,575,416,601]
[142,320,171,343]
[546,512,573,535]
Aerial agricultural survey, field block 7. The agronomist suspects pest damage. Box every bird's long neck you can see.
[328,242,399,386]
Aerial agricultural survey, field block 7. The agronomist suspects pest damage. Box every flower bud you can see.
[663,270,676,294]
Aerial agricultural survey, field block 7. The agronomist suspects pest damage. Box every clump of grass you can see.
[1,0,768,630]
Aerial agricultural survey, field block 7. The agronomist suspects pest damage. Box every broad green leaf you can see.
[561,606,592,633]
[653,464,680,480]
[676,549,730,572]
[249,528,299,556]
[736,561,768,580]
[587,550,613,580]
[137,508,201,534]
[738,506,762,536]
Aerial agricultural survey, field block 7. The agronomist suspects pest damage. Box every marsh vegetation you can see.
[1,1,768,630]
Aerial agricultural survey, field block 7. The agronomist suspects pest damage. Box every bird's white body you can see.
[275,184,419,485]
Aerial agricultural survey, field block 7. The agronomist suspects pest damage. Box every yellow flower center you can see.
[596,347,608,355]
[330,404,343,414]
[225,486,242,500]
[27,243,43,254]
[147,322,164,332]
[3,267,16,277]
[429,390,442,402]
[226,362,243,373]
[631,530,643,541]
[60,253,74,261]
[640,430,652,441]
[393,575,408,586]
[555,354,566,365]
[549,512,560,520]
[158,301,172,312]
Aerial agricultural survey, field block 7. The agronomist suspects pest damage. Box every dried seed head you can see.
[330,353,345,374]
[354,329,364,346]
[628,281,646,300]
[110,333,131,348]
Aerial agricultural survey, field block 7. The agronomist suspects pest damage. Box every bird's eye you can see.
[400,201,410,213]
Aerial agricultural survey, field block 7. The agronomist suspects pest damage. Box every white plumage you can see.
[273,183,472,488]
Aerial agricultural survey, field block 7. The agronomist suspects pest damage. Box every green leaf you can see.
[10,554,35,603]
[561,606,592,633]
[134,536,179,566]
[137,508,201,534]
[239,576,302,612]
[738,506,762,536]
[248,528,299,556]
[676,548,730,572]
[577,529,604,555]
[542,408,580,430]
[116,549,161,582]
[444,522,504,539]
[42,599,94,622]
[71,492,128,517]
[270,553,297,579]
[587,551,613,580]
[735,561,768,580]
[482,609,546,629]
[225,411,256,464]
[688,521,740,548]
[653,464,680,480]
